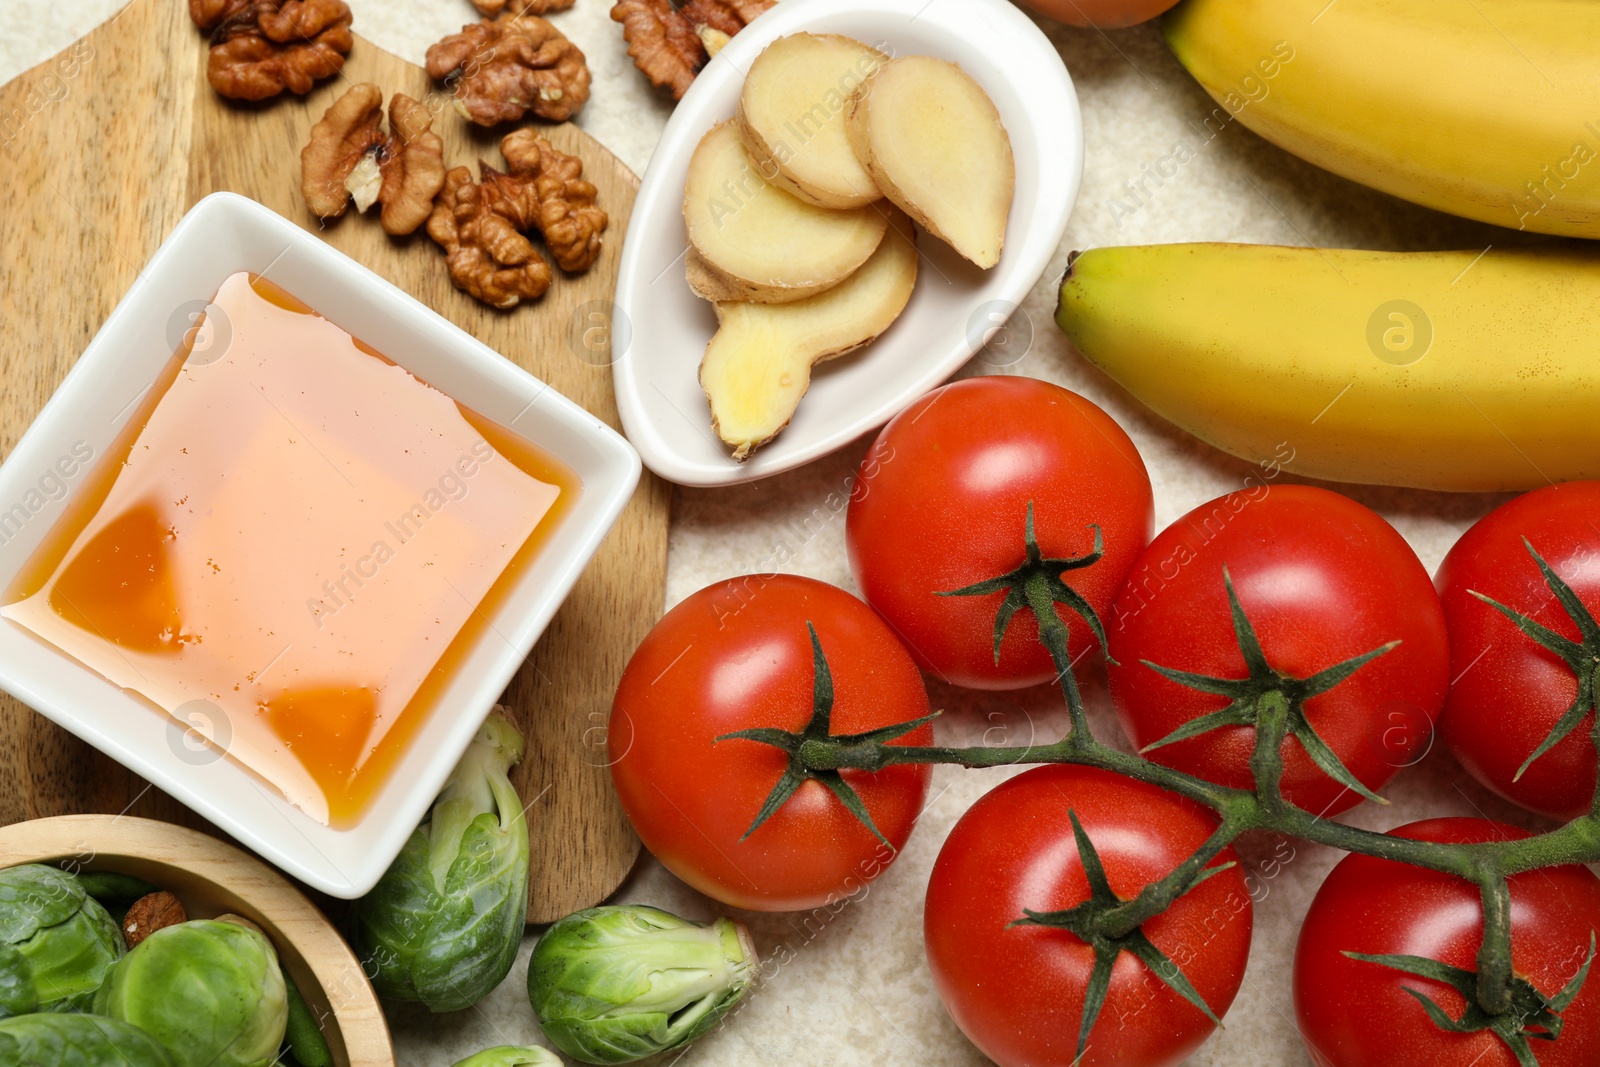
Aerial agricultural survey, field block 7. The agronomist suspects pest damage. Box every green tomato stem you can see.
[1099,819,1242,940]
[1592,684,1600,821]
[1024,573,1092,744]
[1476,876,1515,1018]
[1248,690,1291,817]
[810,590,1600,1028]
[770,519,1600,1052]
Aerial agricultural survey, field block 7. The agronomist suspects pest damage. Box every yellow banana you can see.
[1163,0,1600,237]
[1055,243,1600,492]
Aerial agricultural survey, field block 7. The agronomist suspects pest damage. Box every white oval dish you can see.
[612,0,1083,487]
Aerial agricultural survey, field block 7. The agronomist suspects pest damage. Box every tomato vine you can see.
[721,506,1600,1064]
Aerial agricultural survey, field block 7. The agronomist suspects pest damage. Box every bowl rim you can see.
[0,813,395,1067]
[0,192,642,897]
[611,0,1084,487]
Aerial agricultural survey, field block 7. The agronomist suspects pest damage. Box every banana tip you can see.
[1062,249,1082,282]
[1056,251,1083,321]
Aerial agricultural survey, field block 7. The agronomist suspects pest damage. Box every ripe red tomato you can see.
[1294,817,1600,1067]
[846,376,1153,690]
[608,574,932,911]
[1016,0,1181,27]
[1106,485,1449,817]
[925,765,1252,1067]
[1435,482,1600,820]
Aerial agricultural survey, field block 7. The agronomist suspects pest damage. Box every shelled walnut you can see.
[610,0,775,100]
[682,0,779,39]
[501,129,608,273]
[427,132,608,309]
[428,164,554,309]
[470,0,575,16]
[425,16,590,126]
[194,0,354,101]
[190,0,248,31]
[301,83,446,236]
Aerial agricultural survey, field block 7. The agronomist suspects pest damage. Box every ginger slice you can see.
[684,120,888,301]
[685,246,841,304]
[845,56,1015,269]
[700,213,918,460]
[738,33,888,209]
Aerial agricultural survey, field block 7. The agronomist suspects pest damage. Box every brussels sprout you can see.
[0,863,125,1015]
[0,1012,177,1067]
[527,905,758,1064]
[451,1046,562,1067]
[94,919,287,1067]
[0,944,37,1017]
[351,710,529,1012]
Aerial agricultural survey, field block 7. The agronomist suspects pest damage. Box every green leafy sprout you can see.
[0,863,124,1017]
[0,1012,177,1067]
[350,708,531,1014]
[94,918,287,1067]
[450,1046,562,1067]
[527,904,756,1064]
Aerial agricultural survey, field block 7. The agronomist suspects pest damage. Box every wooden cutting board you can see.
[0,0,661,922]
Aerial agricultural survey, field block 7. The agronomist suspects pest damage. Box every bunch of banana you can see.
[1163,0,1600,237]
[1055,243,1600,492]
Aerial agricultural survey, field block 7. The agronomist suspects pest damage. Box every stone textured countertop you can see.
[0,2,1549,1064]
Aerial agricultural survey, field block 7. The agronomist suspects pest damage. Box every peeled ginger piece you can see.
[687,248,822,305]
[738,33,889,209]
[845,56,1015,269]
[684,121,888,301]
[701,215,918,460]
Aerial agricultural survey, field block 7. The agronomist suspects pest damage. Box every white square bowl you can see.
[0,192,641,898]
[612,0,1083,486]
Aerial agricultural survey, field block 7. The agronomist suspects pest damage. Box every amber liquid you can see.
[3,272,581,827]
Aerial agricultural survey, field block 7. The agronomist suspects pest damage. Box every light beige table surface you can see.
[0,2,1549,1064]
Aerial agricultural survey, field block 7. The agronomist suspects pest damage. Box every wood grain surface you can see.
[0,0,659,922]
[0,814,395,1066]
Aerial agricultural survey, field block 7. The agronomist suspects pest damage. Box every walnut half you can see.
[190,0,250,32]
[610,0,775,100]
[301,84,446,236]
[428,165,555,310]
[427,134,608,309]
[471,0,575,16]
[501,129,608,273]
[425,16,591,126]
[204,0,354,101]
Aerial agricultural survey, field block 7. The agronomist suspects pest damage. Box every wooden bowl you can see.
[0,814,394,1067]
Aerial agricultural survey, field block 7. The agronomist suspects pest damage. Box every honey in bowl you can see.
[2,271,580,827]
